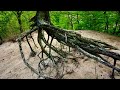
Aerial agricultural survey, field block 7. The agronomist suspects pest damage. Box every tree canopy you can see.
[0,11,120,42]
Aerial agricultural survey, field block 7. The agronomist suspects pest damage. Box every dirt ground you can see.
[0,30,120,79]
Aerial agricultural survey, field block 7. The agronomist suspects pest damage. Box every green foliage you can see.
[0,11,13,39]
[0,11,120,42]
[50,11,120,35]
[0,11,35,41]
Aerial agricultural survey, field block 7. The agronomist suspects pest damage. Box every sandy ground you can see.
[0,30,120,79]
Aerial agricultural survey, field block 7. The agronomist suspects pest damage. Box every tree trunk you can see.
[67,12,73,30]
[13,11,23,33]
[70,14,73,29]
[76,12,80,30]
[104,11,109,32]
[16,11,23,33]
[113,11,120,34]
[113,20,118,34]
[76,12,79,25]
[0,36,3,45]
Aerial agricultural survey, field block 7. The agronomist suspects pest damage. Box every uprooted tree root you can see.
[17,19,120,79]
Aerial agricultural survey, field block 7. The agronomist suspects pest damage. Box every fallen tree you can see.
[17,11,120,79]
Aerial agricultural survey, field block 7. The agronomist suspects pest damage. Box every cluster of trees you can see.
[0,11,35,42]
[0,11,120,43]
[51,11,120,34]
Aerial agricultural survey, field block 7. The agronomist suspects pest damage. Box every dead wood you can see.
[17,11,120,79]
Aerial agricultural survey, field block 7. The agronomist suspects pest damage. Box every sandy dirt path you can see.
[0,30,120,79]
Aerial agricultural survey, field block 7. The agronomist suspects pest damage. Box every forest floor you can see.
[0,30,120,79]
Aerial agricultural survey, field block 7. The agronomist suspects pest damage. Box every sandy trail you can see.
[0,30,120,79]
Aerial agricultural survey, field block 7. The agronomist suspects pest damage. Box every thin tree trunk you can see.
[17,11,23,33]
[113,20,118,34]
[76,12,80,30]
[116,11,120,35]
[104,11,109,32]
[67,12,73,30]
[13,11,23,33]
[0,36,3,45]
[67,12,70,29]
[76,13,79,25]
[70,14,73,29]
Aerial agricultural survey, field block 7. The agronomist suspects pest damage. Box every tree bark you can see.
[17,11,120,79]
[104,11,109,32]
